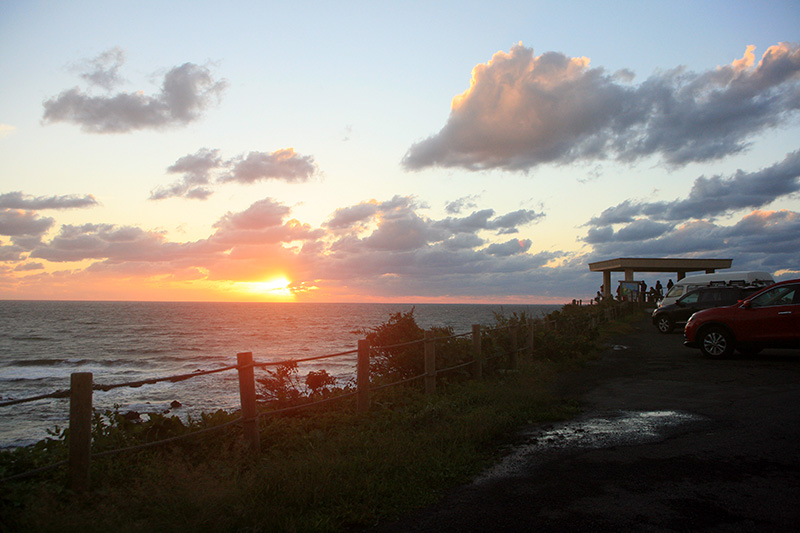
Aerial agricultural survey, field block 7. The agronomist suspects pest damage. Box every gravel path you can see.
[370,310,800,532]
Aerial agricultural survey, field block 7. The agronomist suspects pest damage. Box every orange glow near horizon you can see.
[235,276,295,300]
[3,269,574,304]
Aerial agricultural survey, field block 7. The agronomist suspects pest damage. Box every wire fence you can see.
[0,300,636,487]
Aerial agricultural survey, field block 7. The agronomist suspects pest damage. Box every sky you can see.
[1,0,799,304]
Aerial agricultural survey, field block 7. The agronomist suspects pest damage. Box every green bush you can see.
[356,308,472,384]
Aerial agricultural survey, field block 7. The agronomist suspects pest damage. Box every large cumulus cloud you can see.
[403,42,800,172]
[43,49,227,133]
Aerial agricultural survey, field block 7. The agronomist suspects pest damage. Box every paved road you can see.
[371,311,800,532]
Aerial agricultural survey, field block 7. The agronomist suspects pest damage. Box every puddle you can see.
[475,410,704,484]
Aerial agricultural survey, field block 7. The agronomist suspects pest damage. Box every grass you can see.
[1,305,643,532]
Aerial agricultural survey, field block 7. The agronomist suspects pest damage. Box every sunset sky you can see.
[1,1,799,303]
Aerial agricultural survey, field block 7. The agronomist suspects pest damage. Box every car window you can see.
[698,290,722,303]
[720,292,740,304]
[750,286,798,308]
[679,292,699,304]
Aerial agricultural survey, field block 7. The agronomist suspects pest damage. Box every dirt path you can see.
[371,311,800,532]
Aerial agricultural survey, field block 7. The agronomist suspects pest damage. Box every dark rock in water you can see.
[122,410,141,421]
[170,400,182,409]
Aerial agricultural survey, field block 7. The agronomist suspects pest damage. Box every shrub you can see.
[356,309,473,384]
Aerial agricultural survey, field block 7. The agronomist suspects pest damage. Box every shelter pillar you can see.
[603,271,611,299]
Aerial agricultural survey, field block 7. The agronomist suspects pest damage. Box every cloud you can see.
[29,224,171,262]
[490,209,546,233]
[43,51,227,133]
[0,191,98,210]
[12,192,572,300]
[445,195,480,214]
[484,238,533,256]
[587,149,800,226]
[585,210,800,272]
[434,207,544,235]
[584,218,674,244]
[325,202,381,230]
[0,245,26,262]
[0,210,54,236]
[214,198,292,232]
[150,148,317,200]
[14,262,44,272]
[74,47,126,90]
[218,149,317,185]
[579,148,800,283]
[403,42,800,172]
[150,148,222,200]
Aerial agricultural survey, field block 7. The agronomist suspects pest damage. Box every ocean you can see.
[0,301,560,448]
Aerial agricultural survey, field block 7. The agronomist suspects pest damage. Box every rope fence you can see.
[1,300,637,488]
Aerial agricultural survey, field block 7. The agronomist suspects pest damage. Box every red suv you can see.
[684,279,800,358]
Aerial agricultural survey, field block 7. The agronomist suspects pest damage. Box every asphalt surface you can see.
[370,310,800,532]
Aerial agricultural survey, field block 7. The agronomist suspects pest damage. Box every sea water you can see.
[0,301,560,447]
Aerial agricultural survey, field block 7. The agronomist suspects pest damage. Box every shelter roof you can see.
[588,258,732,273]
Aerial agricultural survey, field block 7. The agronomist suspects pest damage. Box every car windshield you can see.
[665,285,683,298]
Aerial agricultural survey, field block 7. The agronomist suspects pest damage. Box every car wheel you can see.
[655,315,673,334]
[699,327,734,358]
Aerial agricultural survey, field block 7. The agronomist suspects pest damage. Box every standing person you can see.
[655,280,663,299]
[667,279,674,291]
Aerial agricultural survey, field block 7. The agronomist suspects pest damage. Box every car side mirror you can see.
[740,300,752,309]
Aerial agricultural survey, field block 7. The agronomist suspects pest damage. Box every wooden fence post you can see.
[357,339,370,413]
[472,324,482,380]
[424,330,436,395]
[510,325,519,370]
[236,352,260,455]
[68,372,93,493]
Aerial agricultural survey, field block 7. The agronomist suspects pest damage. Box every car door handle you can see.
[778,311,792,315]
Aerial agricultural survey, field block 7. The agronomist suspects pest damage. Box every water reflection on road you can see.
[475,410,705,484]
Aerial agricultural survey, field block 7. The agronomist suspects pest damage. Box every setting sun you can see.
[237,277,294,300]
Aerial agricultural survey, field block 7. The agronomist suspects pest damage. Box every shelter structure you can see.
[589,258,733,299]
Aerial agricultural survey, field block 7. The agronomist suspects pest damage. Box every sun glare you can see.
[238,277,294,300]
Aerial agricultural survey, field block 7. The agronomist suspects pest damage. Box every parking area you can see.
[371,311,800,532]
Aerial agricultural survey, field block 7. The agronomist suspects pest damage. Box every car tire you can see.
[655,315,674,334]
[699,326,734,358]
